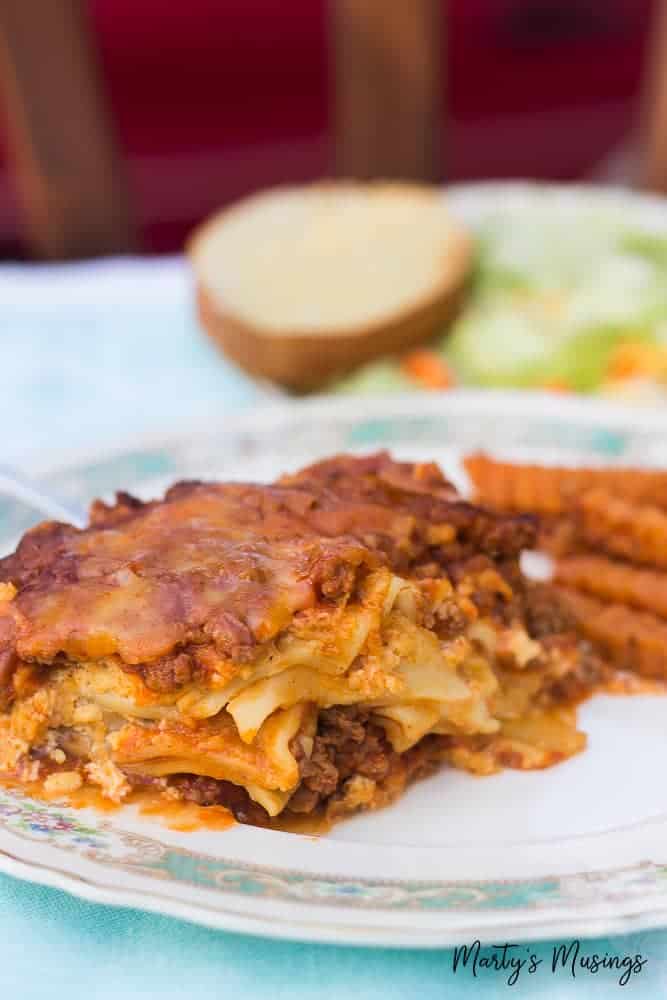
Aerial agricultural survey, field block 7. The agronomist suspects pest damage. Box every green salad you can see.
[335,200,667,400]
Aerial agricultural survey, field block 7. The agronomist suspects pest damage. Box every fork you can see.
[0,465,87,529]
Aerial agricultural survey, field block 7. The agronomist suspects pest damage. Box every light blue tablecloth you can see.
[0,257,261,468]
[1,258,666,997]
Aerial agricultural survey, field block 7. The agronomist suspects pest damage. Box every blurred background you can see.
[3,0,667,469]
[0,0,662,260]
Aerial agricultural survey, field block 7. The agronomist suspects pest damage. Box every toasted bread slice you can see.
[188,182,473,389]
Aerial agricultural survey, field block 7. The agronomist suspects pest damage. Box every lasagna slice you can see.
[0,453,599,827]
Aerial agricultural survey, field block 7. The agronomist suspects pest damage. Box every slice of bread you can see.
[188,182,473,389]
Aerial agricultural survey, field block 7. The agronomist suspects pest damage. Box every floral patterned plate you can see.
[2,390,667,947]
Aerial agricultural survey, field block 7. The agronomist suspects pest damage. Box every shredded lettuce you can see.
[332,197,667,396]
[444,209,667,392]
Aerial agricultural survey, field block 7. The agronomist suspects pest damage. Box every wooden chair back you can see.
[639,0,667,192]
[11,0,667,257]
[330,0,443,183]
[0,0,135,258]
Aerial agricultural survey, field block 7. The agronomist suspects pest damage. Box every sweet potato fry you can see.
[556,587,667,679]
[555,554,667,619]
[536,516,583,558]
[577,489,667,570]
[464,452,667,514]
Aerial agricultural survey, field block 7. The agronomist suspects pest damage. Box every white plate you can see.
[2,389,667,947]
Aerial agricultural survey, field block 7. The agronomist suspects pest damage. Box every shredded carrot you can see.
[402,350,454,389]
[606,342,667,381]
[541,378,572,394]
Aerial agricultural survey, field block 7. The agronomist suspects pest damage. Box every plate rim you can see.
[5,396,667,947]
[21,387,667,481]
[4,387,667,946]
[5,833,667,949]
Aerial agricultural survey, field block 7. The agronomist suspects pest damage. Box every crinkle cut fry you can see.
[555,554,667,620]
[464,452,667,514]
[556,587,667,679]
[577,489,667,570]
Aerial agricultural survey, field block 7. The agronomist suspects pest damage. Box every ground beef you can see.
[202,611,258,662]
[445,558,579,639]
[167,774,270,826]
[0,645,16,703]
[522,582,575,638]
[437,506,537,562]
[542,639,607,704]
[424,601,470,640]
[135,652,198,693]
[288,706,396,815]
[0,521,80,591]
[445,555,522,624]
[89,491,147,527]
[159,707,428,826]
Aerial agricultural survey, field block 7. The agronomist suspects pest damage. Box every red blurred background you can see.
[0,0,656,256]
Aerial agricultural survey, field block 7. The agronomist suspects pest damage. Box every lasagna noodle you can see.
[0,583,505,808]
[0,607,583,812]
[113,704,313,816]
[444,706,586,776]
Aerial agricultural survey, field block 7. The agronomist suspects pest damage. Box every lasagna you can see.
[0,453,599,827]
